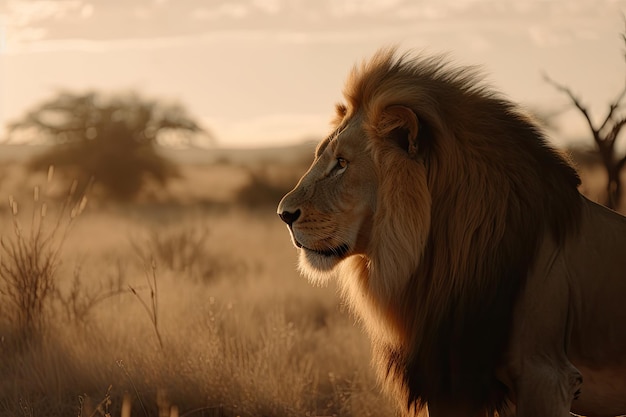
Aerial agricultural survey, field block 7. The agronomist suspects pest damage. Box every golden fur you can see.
[277,48,626,417]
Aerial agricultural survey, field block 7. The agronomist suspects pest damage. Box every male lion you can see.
[277,48,626,417]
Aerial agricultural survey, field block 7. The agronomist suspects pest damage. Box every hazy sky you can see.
[1,0,626,148]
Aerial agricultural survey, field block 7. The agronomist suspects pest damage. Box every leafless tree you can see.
[544,31,626,210]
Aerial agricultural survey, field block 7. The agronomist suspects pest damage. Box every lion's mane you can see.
[335,49,583,413]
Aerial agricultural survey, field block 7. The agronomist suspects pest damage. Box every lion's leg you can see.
[502,237,582,417]
[514,360,582,417]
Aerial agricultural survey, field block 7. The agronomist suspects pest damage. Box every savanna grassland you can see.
[0,144,396,417]
[0,144,621,417]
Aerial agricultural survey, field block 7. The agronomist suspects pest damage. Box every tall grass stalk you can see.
[129,260,164,349]
[117,360,150,417]
[0,167,88,346]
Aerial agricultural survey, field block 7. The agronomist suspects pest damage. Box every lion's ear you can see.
[377,105,420,157]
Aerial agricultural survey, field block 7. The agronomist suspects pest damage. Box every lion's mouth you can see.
[300,242,351,258]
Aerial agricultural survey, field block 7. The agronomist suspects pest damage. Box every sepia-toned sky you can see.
[1,0,626,148]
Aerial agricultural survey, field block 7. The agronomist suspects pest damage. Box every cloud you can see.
[1,0,93,46]
[0,27,403,55]
[251,0,281,15]
[191,4,250,20]
[464,34,492,52]
[80,3,94,18]
[391,4,447,20]
[327,0,405,18]
[4,0,85,26]
[2,0,624,55]
[528,26,568,48]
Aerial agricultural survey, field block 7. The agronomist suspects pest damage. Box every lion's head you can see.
[277,98,430,293]
[277,48,582,413]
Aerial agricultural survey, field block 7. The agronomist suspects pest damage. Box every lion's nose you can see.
[278,209,301,226]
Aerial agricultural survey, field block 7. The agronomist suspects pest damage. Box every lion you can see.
[277,48,626,417]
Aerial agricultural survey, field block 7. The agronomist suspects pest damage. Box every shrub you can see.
[0,176,86,346]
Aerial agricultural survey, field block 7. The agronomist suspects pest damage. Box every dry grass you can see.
[0,157,395,417]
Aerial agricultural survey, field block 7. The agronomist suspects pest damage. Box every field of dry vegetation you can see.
[0,144,621,417]
[0,144,395,417]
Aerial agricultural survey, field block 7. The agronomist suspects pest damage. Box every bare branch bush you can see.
[131,224,246,283]
[0,168,88,345]
[130,226,209,275]
[55,262,128,325]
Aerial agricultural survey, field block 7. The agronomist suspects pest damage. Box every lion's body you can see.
[510,197,626,416]
[277,48,626,417]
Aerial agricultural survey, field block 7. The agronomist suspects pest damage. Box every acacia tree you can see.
[9,91,210,200]
[544,32,626,210]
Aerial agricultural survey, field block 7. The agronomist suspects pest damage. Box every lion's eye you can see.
[332,157,348,176]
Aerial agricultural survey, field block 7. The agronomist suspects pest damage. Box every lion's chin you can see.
[297,246,349,285]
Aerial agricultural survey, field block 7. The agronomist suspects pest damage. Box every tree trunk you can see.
[606,166,621,210]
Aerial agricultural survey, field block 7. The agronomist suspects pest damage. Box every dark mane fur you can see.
[341,48,583,413]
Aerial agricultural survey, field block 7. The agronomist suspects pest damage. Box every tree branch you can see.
[599,79,626,133]
[607,116,626,150]
[543,72,600,141]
